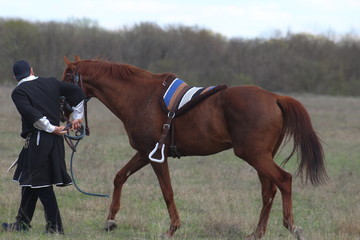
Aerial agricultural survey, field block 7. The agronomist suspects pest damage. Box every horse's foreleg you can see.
[106,152,149,231]
[150,160,180,237]
[245,173,277,240]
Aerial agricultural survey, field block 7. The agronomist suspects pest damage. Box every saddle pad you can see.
[163,78,216,112]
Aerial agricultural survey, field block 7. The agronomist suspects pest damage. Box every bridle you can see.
[65,70,91,136]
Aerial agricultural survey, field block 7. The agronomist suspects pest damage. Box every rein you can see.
[61,71,109,198]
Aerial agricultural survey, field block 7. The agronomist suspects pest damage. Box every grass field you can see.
[0,85,359,240]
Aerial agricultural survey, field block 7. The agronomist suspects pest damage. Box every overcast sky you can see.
[1,0,359,38]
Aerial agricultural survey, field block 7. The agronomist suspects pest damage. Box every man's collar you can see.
[17,76,38,86]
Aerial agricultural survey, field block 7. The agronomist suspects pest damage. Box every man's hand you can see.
[71,119,82,130]
[53,126,67,135]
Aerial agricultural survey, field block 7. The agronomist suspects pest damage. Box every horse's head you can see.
[62,55,82,85]
[62,55,88,120]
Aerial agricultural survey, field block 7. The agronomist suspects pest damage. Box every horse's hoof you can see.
[105,220,117,231]
[244,236,255,240]
[293,226,304,240]
[160,233,171,239]
[244,233,261,240]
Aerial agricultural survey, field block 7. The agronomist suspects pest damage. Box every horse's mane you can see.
[75,59,176,81]
[75,59,143,80]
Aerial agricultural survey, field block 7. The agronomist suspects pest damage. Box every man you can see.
[2,60,85,234]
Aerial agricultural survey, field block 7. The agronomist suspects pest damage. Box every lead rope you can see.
[65,124,109,198]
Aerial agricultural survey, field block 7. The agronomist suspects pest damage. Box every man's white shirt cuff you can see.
[72,100,84,120]
[33,116,56,133]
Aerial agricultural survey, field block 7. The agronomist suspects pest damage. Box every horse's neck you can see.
[86,76,161,122]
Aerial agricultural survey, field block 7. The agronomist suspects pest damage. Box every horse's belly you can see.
[171,120,232,156]
[175,140,232,156]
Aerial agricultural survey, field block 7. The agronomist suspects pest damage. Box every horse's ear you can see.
[75,55,81,62]
[64,56,71,66]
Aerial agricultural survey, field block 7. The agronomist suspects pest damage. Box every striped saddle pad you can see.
[162,78,226,115]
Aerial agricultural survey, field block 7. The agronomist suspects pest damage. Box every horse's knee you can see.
[113,171,128,187]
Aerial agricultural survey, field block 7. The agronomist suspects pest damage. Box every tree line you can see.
[1,18,359,95]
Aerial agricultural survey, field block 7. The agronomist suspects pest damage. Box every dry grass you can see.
[1,85,360,240]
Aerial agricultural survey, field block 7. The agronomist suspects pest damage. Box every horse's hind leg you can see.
[106,152,149,230]
[150,160,180,237]
[245,154,304,240]
[245,173,277,240]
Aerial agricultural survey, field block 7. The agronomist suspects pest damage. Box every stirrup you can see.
[148,143,165,163]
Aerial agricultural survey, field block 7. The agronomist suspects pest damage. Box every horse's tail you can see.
[276,95,329,186]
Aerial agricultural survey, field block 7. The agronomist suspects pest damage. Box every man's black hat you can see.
[13,60,31,81]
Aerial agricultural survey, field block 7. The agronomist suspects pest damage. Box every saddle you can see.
[148,77,227,163]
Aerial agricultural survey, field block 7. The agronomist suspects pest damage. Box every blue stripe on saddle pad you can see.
[163,78,185,107]
[163,78,216,112]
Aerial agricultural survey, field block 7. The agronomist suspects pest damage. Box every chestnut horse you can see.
[62,56,327,240]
